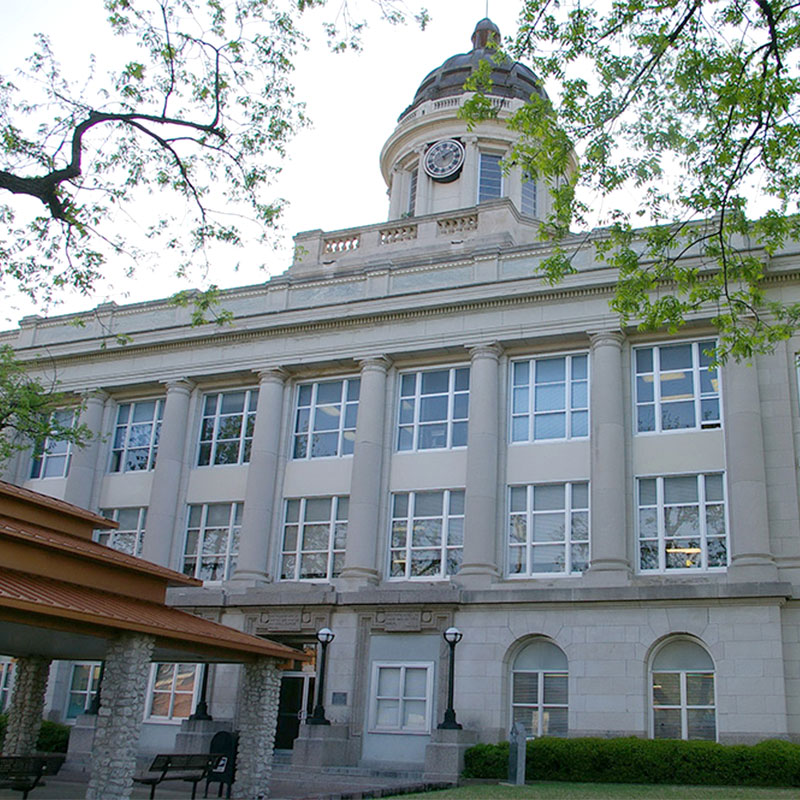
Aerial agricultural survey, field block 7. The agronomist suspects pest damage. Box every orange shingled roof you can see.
[0,567,300,662]
[0,480,114,528]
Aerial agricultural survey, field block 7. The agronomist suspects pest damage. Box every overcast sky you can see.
[1,1,525,324]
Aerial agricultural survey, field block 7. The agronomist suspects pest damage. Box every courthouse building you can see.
[3,17,800,766]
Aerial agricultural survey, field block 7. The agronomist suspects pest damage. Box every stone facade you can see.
[2,656,51,756]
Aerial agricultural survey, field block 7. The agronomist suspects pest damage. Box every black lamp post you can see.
[307,627,335,725]
[189,663,213,721]
[438,626,463,730]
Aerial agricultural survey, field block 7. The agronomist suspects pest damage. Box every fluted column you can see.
[460,136,479,208]
[458,343,502,585]
[723,357,778,581]
[142,379,193,568]
[233,368,287,583]
[340,356,391,585]
[586,331,630,580]
[64,389,106,509]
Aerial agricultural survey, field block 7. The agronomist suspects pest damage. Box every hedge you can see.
[463,737,800,787]
[0,713,70,753]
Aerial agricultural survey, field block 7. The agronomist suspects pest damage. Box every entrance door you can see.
[275,672,315,749]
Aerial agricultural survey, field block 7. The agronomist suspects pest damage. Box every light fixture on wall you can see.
[438,626,463,730]
[307,627,335,725]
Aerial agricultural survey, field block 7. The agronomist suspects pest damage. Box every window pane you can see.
[543,707,568,736]
[377,668,401,696]
[652,672,680,705]
[421,370,448,394]
[543,673,568,705]
[686,673,715,705]
[664,476,698,504]
[404,668,428,697]
[376,698,399,727]
[653,708,682,739]
[533,484,565,511]
[687,709,716,740]
[403,699,427,729]
[534,413,566,439]
[415,492,443,517]
[513,672,538,704]
[661,401,695,430]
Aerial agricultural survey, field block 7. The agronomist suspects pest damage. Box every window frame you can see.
[507,482,590,577]
[650,639,717,741]
[521,175,537,217]
[29,408,75,479]
[96,507,147,557]
[636,472,729,574]
[407,167,418,217]
[634,339,721,435]
[388,488,465,581]
[368,661,434,735]
[509,352,589,444]
[196,388,258,467]
[292,378,360,461]
[0,659,14,713]
[145,663,200,723]
[279,495,348,582]
[478,152,504,203]
[510,667,569,739]
[65,662,101,720]
[108,398,164,473]
[181,502,242,582]
[396,366,470,452]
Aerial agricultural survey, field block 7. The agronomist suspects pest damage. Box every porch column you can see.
[723,357,778,581]
[458,343,502,585]
[340,356,391,585]
[86,632,155,800]
[233,657,281,800]
[142,379,193,568]
[64,390,106,509]
[586,331,630,580]
[234,368,287,583]
[1,656,51,756]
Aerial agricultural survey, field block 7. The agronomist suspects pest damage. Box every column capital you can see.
[589,330,624,351]
[467,342,503,361]
[254,366,289,385]
[358,355,392,374]
[81,388,108,404]
[160,377,195,395]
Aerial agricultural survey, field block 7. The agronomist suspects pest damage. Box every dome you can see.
[398,18,546,122]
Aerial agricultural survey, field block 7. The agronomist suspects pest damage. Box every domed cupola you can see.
[380,19,566,225]
[398,18,546,123]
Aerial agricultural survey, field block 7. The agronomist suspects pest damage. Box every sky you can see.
[1,0,526,324]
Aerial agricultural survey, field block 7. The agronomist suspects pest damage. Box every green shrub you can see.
[0,713,70,753]
[463,736,800,787]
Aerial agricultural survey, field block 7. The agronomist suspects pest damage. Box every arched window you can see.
[651,639,716,740]
[510,639,568,737]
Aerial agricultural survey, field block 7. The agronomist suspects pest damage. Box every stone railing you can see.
[437,214,478,236]
[397,94,513,125]
[323,234,360,254]
[380,224,418,245]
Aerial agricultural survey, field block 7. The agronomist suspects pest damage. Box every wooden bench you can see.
[133,753,225,800]
[0,754,65,799]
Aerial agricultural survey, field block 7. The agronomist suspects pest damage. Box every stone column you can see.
[458,343,502,586]
[142,379,193,568]
[63,390,106,509]
[233,368,287,583]
[586,331,630,581]
[86,634,154,800]
[415,147,432,216]
[233,658,281,800]
[723,357,778,581]
[1,656,51,756]
[460,136,479,208]
[388,167,403,219]
[340,356,391,586]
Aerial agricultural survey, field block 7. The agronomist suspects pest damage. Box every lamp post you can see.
[188,663,213,721]
[438,626,463,730]
[307,627,335,725]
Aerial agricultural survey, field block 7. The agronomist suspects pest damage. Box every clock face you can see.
[423,139,466,181]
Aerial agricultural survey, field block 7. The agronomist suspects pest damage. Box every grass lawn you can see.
[386,782,800,799]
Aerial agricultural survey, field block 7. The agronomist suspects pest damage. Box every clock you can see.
[423,139,465,182]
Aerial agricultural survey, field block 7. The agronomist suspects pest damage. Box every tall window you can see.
[0,659,14,712]
[30,409,74,479]
[635,341,720,433]
[508,483,589,576]
[96,507,147,557]
[147,663,198,720]
[521,176,537,216]
[408,168,418,216]
[511,639,568,738]
[389,490,464,580]
[397,367,469,451]
[651,639,716,740]
[182,503,241,581]
[478,153,503,202]
[197,390,258,466]
[370,662,433,734]
[280,496,348,581]
[293,379,359,459]
[638,473,728,572]
[66,663,101,718]
[510,354,588,442]
[109,399,163,472]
